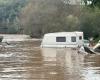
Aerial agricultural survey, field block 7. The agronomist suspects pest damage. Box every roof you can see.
[44,31,83,37]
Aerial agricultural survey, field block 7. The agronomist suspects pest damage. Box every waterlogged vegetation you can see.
[0,0,100,40]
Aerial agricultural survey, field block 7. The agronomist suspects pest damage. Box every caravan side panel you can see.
[41,32,84,48]
[75,32,84,47]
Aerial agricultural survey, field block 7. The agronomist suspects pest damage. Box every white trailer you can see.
[41,31,84,48]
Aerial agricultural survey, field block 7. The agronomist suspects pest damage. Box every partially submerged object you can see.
[78,46,95,54]
[84,46,95,54]
[93,40,100,53]
[83,39,89,47]
[78,46,87,54]
[0,36,3,42]
[41,31,83,48]
[0,34,30,42]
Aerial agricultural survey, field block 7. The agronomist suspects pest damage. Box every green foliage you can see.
[83,0,100,8]
[20,0,80,37]
[90,0,100,8]
[0,0,13,6]
[79,7,100,39]
[1,0,100,39]
[0,0,28,34]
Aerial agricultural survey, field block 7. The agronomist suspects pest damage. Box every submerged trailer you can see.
[41,31,84,48]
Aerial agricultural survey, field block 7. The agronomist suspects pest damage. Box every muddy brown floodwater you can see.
[0,40,100,80]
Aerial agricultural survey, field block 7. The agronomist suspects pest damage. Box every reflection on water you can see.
[82,54,100,80]
[0,40,100,80]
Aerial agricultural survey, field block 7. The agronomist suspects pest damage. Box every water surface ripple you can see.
[0,40,100,80]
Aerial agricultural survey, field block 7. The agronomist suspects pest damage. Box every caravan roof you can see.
[44,32,82,37]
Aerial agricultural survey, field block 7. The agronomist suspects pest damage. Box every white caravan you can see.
[41,32,84,48]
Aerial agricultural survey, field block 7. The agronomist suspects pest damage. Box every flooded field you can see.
[0,40,100,80]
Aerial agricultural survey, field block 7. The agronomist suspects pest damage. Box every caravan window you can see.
[56,37,66,42]
[79,36,82,40]
[71,37,76,42]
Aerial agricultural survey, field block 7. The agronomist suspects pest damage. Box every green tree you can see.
[0,0,28,34]
[83,0,100,8]
[20,0,80,37]
[79,8,100,39]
